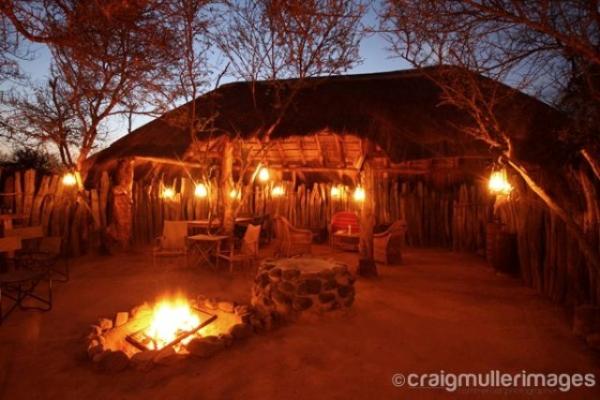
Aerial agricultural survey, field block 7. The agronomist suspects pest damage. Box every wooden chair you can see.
[0,237,52,324]
[273,216,312,257]
[217,224,261,273]
[4,226,44,252]
[329,211,360,250]
[153,221,189,267]
[373,220,408,265]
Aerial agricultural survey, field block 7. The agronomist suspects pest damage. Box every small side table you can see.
[187,234,229,270]
[332,231,360,252]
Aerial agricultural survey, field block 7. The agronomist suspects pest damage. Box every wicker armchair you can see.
[373,220,408,265]
[273,216,312,257]
[329,211,360,250]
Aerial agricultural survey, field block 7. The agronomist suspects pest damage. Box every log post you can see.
[106,158,134,250]
[221,139,235,237]
[358,160,377,277]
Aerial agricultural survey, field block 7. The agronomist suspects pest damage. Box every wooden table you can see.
[0,214,26,235]
[332,230,360,252]
[187,234,229,270]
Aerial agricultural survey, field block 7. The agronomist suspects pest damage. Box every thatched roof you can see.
[89,66,567,176]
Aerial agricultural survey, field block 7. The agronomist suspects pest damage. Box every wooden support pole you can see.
[358,159,377,277]
[106,158,134,250]
[221,140,235,237]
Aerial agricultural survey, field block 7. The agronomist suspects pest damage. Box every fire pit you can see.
[126,300,217,352]
[85,294,256,372]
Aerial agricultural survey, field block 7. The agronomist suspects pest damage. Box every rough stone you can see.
[277,281,296,294]
[282,268,300,281]
[99,350,129,373]
[153,346,178,365]
[204,298,219,310]
[338,285,354,298]
[229,323,253,340]
[297,279,322,295]
[87,325,102,338]
[92,350,110,364]
[335,274,352,287]
[98,318,113,331]
[318,292,336,303]
[234,304,251,315]
[186,336,224,358]
[131,350,157,371]
[256,272,270,287]
[218,333,234,347]
[114,312,129,327]
[262,262,276,271]
[272,289,292,305]
[292,297,313,311]
[268,268,282,281]
[218,301,236,313]
[322,279,336,290]
[87,342,104,359]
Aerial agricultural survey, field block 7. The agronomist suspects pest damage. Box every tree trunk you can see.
[358,160,377,277]
[221,140,235,237]
[106,158,134,250]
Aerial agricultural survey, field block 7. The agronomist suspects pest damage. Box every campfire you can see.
[126,297,217,352]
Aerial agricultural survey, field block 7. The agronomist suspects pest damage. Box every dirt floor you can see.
[1,245,599,400]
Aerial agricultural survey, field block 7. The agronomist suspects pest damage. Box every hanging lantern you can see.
[161,187,175,199]
[258,167,270,182]
[229,188,240,199]
[271,185,285,197]
[331,186,341,198]
[62,172,77,186]
[194,183,208,198]
[353,186,365,202]
[488,169,512,195]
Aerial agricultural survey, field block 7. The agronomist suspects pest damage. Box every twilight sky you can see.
[6,20,411,155]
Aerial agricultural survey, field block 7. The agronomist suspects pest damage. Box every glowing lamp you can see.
[353,186,365,202]
[258,167,270,182]
[229,188,240,199]
[62,172,77,186]
[194,183,208,198]
[161,187,175,199]
[331,186,341,198]
[488,169,512,195]
[271,185,285,197]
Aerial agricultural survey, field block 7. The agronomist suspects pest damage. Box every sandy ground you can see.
[1,245,599,400]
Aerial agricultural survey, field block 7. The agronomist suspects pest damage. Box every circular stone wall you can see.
[251,257,355,320]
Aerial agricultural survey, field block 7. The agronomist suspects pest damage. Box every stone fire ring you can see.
[251,257,356,319]
[85,296,260,373]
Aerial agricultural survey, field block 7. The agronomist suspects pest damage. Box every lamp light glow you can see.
[353,186,365,202]
[271,185,285,197]
[331,186,341,198]
[161,187,175,199]
[194,183,208,198]
[488,169,513,195]
[258,167,270,182]
[229,188,240,199]
[62,172,77,186]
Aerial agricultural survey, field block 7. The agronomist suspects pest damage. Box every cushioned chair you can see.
[373,220,408,265]
[273,216,312,257]
[217,224,261,273]
[153,220,189,267]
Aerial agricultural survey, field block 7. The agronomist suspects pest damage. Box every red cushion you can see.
[331,212,360,232]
